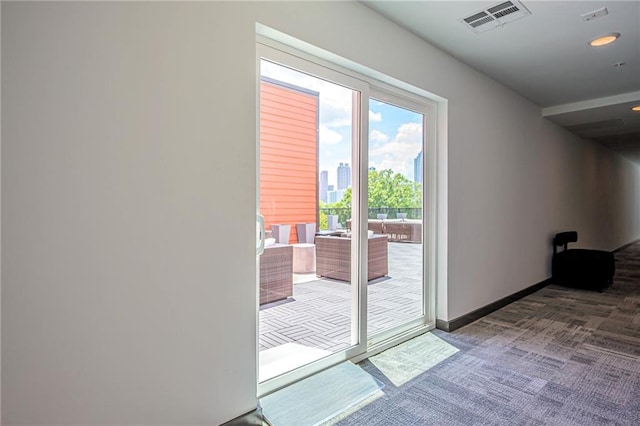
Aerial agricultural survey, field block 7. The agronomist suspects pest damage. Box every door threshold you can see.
[259,343,332,383]
[354,322,435,363]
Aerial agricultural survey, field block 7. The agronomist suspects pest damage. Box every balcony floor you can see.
[259,242,424,354]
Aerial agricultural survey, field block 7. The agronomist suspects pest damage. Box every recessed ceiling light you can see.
[589,33,620,47]
[632,105,640,112]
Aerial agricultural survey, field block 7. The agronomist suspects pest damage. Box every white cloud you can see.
[369,110,382,122]
[319,125,343,145]
[370,130,389,143]
[369,122,422,178]
[395,122,422,145]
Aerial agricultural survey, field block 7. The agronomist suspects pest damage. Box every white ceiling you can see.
[363,0,640,162]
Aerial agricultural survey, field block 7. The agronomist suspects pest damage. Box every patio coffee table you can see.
[315,234,388,282]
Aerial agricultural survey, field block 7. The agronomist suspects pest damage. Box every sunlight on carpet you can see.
[260,361,383,426]
[369,332,459,386]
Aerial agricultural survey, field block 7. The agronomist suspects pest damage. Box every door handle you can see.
[256,214,265,255]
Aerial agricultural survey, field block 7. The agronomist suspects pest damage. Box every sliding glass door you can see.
[256,41,435,394]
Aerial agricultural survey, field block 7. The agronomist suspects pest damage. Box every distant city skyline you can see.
[320,164,351,203]
[327,189,345,203]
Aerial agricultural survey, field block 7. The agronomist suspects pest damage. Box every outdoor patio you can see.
[259,241,423,353]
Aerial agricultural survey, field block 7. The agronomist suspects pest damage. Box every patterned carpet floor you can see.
[333,242,640,425]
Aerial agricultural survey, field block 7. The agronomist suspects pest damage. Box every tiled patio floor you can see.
[259,242,423,353]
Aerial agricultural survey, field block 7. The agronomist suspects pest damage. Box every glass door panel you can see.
[366,97,425,339]
[258,58,361,383]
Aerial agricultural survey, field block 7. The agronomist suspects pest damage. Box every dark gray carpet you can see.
[334,242,640,425]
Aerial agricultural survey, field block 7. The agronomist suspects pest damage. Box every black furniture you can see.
[552,231,615,292]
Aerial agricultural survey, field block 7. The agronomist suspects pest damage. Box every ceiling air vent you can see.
[460,1,531,33]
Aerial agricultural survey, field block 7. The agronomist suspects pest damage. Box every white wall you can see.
[2,3,258,425]
[2,2,639,425]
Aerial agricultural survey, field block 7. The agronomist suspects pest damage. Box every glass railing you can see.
[319,207,422,229]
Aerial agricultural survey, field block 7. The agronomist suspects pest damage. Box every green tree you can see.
[326,169,422,223]
[335,170,421,208]
[369,169,422,209]
[318,201,329,229]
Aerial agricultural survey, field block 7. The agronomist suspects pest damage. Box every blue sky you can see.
[261,60,423,186]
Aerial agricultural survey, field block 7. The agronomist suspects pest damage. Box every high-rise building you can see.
[414,151,423,184]
[337,163,351,190]
[327,189,345,203]
[319,170,328,202]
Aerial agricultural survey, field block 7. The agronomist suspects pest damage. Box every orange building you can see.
[259,77,319,244]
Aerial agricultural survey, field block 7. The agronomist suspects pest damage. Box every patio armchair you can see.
[259,244,293,304]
